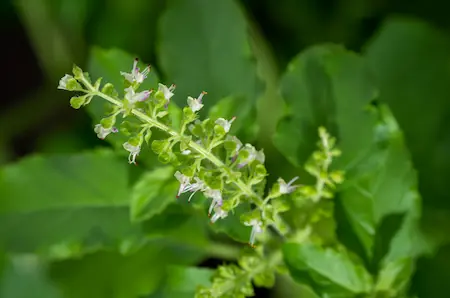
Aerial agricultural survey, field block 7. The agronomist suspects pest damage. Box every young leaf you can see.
[283,242,373,297]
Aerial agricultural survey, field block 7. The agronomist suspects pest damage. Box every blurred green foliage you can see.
[2,0,450,297]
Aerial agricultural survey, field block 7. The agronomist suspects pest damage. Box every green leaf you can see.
[130,166,176,221]
[49,243,205,298]
[209,203,251,243]
[375,258,414,297]
[160,266,213,298]
[0,256,62,298]
[364,18,450,209]
[273,44,378,169]
[273,45,428,262]
[158,0,261,110]
[0,149,138,256]
[283,242,373,297]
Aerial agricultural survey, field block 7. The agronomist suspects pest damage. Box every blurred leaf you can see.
[364,18,450,209]
[273,45,430,262]
[161,266,213,298]
[0,149,138,256]
[375,258,414,297]
[90,0,162,58]
[208,96,259,142]
[283,242,373,297]
[130,166,176,221]
[50,242,205,298]
[0,256,61,298]
[273,44,377,169]
[141,203,209,247]
[158,0,261,113]
[209,203,251,244]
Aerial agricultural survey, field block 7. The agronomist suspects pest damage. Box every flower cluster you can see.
[58,60,344,298]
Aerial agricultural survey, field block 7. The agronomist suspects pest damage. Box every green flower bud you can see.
[127,135,142,147]
[100,115,116,129]
[224,140,237,153]
[151,139,169,155]
[154,90,166,107]
[330,171,344,184]
[183,106,196,123]
[190,123,204,137]
[69,95,87,109]
[158,151,172,164]
[72,65,84,79]
[101,83,119,97]
[214,124,226,136]
[66,78,82,91]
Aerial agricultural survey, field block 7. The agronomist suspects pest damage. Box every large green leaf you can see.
[364,18,450,209]
[0,149,138,256]
[0,256,62,298]
[283,242,373,297]
[157,0,261,118]
[273,44,377,169]
[273,45,426,259]
[49,242,205,298]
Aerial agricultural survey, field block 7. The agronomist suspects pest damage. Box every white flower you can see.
[94,124,118,140]
[187,91,206,112]
[125,87,151,104]
[215,117,236,133]
[123,142,141,164]
[244,219,263,247]
[278,176,300,194]
[120,58,151,84]
[158,83,176,107]
[210,206,228,223]
[58,74,73,90]
[237,144,265,168]
[181,149,191,155]
[204,189,223,216]
[174,172,207,201]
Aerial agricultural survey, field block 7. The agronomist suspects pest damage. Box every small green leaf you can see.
[130,166,176,222]
[101,83,119,97]
[151,139,169,155]
[283,242,373,297]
